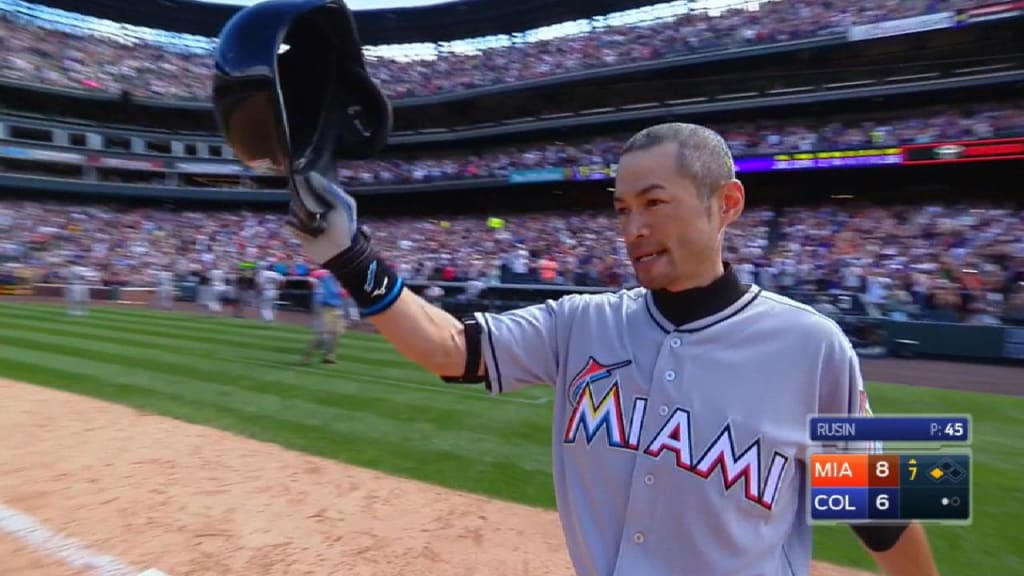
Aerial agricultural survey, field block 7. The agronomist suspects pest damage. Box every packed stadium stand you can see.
[0,0,1000,101]
[3,199,1023,326]
[1,0,1023,359]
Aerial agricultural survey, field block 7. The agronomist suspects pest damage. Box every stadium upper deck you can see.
[0,0,1005,102]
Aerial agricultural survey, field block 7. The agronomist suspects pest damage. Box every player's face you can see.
[614,142,743,291]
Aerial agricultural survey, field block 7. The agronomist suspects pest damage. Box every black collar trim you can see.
[644,263,758,334]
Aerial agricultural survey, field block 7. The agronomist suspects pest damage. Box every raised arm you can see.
[361,277,478,378]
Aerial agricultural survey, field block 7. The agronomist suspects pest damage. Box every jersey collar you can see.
[644,262,760,334]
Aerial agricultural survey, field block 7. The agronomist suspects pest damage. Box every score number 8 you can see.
[876,460,889,477]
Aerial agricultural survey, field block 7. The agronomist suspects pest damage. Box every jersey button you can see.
[670,338,681,348]
[633,532,645,544]
[658,405,669,416]
[665,370,676,381]
[644,474,655,485]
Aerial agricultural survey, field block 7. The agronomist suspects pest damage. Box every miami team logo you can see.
[567,356,632,407]
[564,356,640,451]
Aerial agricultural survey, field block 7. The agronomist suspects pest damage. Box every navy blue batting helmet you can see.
[211,0,392,178]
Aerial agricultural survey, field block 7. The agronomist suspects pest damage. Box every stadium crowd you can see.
[0,0,993,101]
[338,101,1024,185]
[1,200,1022,326]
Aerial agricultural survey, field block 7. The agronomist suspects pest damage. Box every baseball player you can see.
[299,270,346,365]
[64,263,89,316]
[195,267,212,312]
[257,264,284,323]
[155,268,175,310]
[284,125,941,576]
[233,262,257,318]
[209,266,226,313]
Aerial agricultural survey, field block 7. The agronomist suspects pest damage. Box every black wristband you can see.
[322,227,403,317]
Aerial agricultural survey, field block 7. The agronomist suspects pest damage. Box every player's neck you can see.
[651,262,747,327]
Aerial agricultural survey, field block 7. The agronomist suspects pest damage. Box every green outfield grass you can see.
[0,301,1020,575]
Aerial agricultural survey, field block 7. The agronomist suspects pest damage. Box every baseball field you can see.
[0,299,1020,575]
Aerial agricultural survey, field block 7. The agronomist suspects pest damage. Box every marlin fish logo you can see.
[569,356,632,406]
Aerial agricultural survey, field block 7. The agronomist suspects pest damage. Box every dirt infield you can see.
[0,378,874,576]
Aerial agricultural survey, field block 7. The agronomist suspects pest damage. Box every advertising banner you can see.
[901,137,1024,165]
[0,146,34,159]
[174,161,247,174]
[88,156,166,171]
[570,164,618,181]
[847,12,956,41]
[508,167,568,183]
[956,1,1024,24]
[1,146,95,164]
[531,148,906,182]
[736,148,904,172]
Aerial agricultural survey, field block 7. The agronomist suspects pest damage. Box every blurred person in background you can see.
[64,261,90,317]
[300,269,346,365]
[210,265,226,313]
[233,261,257,318]
[155,267,175,310]
[196,267,212,313]
[257,263,284,324]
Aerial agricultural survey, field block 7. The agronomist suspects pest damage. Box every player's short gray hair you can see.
[621,122,735,202]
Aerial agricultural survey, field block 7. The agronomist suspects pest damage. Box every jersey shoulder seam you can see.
[758,292,847,334]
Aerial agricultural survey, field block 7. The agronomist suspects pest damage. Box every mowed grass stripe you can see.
[2,307,332,350]
[0,323,554,436]
[0,315,498,396]
[0,321,477,405]
[0,305,555,402]
[0,301,316,337]
[1,311,417,365]
[0,355,555,507]
[1,302,381,343]
[0,332,552,466]
[0,340,554,477]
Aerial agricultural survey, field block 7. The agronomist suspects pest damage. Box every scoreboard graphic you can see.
[806,415,972,525]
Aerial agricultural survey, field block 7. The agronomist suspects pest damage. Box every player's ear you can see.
[719,179,745,224]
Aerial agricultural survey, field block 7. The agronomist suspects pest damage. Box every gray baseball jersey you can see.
[474,284,871,576]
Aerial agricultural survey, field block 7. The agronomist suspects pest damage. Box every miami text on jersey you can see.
[563,358,791,511]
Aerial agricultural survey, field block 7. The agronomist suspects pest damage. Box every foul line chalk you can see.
[0,503,171,576]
